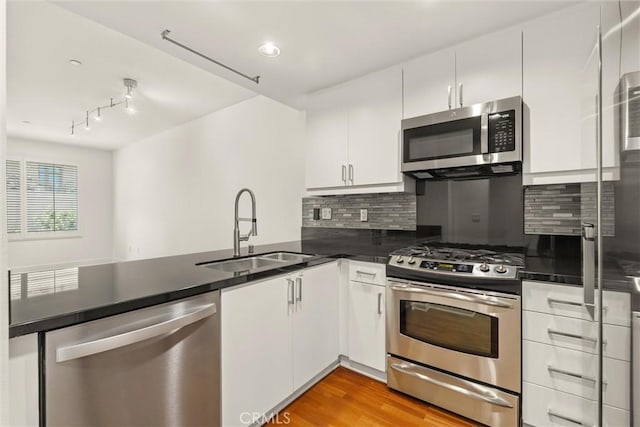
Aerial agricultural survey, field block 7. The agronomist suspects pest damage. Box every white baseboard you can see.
[339,355,387,383]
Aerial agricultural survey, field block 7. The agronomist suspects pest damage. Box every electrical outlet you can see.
[321,207,332,220]
[360,209,368,222]
[471,213,481,223]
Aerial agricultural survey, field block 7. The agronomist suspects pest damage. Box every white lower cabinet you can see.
[522,281,631,427]
[523,340,630,410]
[348,279,386,372]
[292,263,339,389]
[523,382,630,427]
[9,334,40,427]
[222,262,339,426]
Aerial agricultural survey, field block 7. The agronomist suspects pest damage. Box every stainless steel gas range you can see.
[385,243,523,427]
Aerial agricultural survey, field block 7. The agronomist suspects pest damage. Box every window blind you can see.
[26,162,78,233]
[6,160,21,234]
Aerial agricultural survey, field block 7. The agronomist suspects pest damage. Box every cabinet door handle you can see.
[547,328,597,344]
[287,278,294,305]
[296,277,302,302]
[547,365,597,383]
[348,164,354,183]
[548,410,593,427]
[547,297,583,307]
[458,82,463,107]
[377,292,383,314]
[447,85,452,109]
[341,165,347,183]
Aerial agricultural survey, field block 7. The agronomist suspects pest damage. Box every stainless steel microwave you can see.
[401,96,522,180]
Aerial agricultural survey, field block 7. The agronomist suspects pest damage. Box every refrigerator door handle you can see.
[582,222,596,320]
[56,303,217,363]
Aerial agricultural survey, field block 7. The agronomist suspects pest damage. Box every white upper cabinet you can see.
[346,67,402,187]
[403,49,456,118]
[403,26,522,119]
[522,3,620,184]
[455,26,523,107]
[305,67,405,194]
[305,91,349,189]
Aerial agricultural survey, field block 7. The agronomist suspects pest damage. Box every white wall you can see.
[7,137,114,268]
[113,95,305,260]
[0,0,8,422]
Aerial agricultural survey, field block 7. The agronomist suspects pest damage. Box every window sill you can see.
[8,233,83,242]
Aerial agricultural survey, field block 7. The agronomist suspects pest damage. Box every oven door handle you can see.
[390,363,514,408]
[389,284,513,309]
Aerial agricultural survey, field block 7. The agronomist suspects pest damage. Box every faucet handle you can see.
[248,245,255,254]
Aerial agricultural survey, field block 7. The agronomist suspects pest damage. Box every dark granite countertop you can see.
[10,228,638,337]
[9,241,334,338]
[521,236,638,294]
[9,228,430,338]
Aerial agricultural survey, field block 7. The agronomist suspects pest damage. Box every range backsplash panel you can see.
[302,193,416,230]
[524,183,615,236]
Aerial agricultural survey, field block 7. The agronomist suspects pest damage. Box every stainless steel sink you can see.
[199,252,313,274]
[259,252,313,263]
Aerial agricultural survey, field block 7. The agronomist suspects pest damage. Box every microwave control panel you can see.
[488,110,516,153]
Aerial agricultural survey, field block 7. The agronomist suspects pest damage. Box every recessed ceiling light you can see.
[21,120,31,124]
[69,59,82,66]
[258,42,280,58]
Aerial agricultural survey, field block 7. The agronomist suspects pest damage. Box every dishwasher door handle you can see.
[56,302,217,363]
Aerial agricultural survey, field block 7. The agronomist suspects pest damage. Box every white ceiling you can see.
[55,0,575,109]
[9,1,575,150]
[7,1,256,150]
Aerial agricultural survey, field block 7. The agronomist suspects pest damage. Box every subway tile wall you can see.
[524,183,615,236]
[302,193,416,230]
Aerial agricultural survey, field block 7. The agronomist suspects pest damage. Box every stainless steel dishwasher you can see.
[45,291,220,427]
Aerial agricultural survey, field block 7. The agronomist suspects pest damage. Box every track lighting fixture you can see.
[68,78,140,135]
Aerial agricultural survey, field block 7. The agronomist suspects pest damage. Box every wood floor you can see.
[267,367,478,427]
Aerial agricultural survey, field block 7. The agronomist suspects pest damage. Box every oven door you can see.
[386,279,521,393]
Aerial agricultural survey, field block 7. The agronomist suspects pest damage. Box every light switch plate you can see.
[360,209,368,222]
[321,207,332,220]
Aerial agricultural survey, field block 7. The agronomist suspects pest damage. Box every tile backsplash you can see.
[302,193,416,230]
[524,183,615,236]
[302,182,615,237]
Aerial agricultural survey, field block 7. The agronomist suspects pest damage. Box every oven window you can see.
[399,300,498,358]
[404,116,481,162]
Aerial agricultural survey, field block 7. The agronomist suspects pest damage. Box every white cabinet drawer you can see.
[523,340,630,410]
[523,280,631,327]
[523,382,630,427]
[523,311,630,361]
[348,261,385,286]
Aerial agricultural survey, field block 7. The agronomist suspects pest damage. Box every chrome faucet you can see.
[233,188,258,257]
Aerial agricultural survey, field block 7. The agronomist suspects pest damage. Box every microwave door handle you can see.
[448,85,452,110]
[480,113,489,154]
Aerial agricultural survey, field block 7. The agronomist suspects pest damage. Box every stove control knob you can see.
[478,263,490,273]
[396,256,404,263]
[495,264,507,274]
[408,256,416,265]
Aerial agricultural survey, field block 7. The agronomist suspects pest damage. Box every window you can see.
[5,159,78,237]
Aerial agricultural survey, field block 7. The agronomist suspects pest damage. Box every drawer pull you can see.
[547,365,597,383]
[548,410,594,427]
[547,297,583,307]
[355,270,377,277]
[547,329,597,344]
